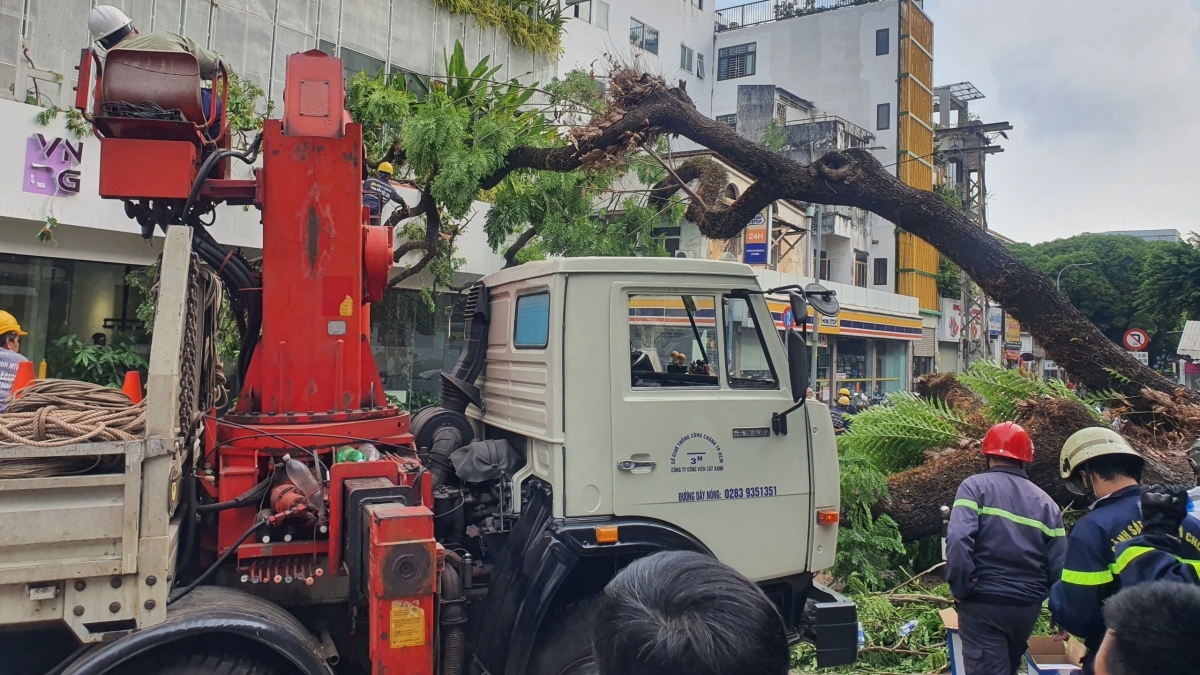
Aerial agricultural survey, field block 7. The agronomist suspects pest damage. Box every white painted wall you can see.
[712,0,901,295]
[561,0,717,117]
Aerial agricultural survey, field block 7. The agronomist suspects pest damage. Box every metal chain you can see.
[177,254,200,445]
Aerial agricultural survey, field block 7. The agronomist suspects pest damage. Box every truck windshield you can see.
[722,295,779,389]
[628,293,719,388]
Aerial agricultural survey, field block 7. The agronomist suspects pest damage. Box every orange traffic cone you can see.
[122,370,143,404]
[11,360,35,399]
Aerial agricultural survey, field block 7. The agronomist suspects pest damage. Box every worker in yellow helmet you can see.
[0,310,30,412]
[363,161,412,227]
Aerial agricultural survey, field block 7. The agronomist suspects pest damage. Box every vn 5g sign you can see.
[24,133,83,196]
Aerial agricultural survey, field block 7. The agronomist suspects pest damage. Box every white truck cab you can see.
[436,257,857,672]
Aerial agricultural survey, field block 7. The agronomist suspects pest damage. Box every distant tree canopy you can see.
[1007,234,1197,368]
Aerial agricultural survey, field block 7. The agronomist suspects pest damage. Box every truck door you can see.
[610,285,813,582]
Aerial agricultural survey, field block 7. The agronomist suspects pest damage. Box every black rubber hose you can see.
[196,470,274,513]
[179,132,263,225]
[167,517,265,606]
[176,465,198,582]
[429,426,463,488]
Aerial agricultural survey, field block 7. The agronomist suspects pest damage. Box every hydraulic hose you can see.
[179,132,264,226]
[168,516,266,606]
[196,469,275,513]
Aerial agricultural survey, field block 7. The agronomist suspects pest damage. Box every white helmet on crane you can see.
[88,5,134,48]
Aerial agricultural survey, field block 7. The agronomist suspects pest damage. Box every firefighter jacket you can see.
[946,466,1067,604]
[1049,485,1200,658]
[1113,535,1200,586]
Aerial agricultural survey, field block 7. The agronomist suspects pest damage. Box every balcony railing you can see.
[716,0,884,31]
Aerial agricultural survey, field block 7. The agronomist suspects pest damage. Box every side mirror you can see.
[787,291,809,403]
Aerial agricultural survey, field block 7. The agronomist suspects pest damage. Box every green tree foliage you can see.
[840,392,974,473]
[936,255,961,299]
[347,46,678,284]
[433,0,564,56]
[46,334,147,387]
[1008,233,1181,366]
[1138,235,1200,325]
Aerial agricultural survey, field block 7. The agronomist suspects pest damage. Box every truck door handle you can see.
[617,459,656,472]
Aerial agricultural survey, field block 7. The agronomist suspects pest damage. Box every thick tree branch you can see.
[503,227,538,269]
[387,189,443,288]
[475,70,1189,404]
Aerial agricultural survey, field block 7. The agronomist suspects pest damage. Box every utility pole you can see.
[810,204,823,399]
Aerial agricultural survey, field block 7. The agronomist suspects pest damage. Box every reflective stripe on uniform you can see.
[1109,545,1154,575]
[952,498,1067,538]
[1060,568,1114,585]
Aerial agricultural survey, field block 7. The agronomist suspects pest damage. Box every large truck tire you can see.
[526,597,601,675]
[111,651,291,675]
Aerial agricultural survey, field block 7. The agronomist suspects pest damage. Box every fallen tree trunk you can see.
[879,396,1194,541]
[479,71,1192,407]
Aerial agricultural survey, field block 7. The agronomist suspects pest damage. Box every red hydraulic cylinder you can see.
[366,503,440,675]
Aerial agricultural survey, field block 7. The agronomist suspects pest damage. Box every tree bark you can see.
[879,396,1193,541]
[479,75,1190,406]
[387,189,443,288]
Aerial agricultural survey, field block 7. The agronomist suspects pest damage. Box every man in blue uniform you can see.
[946,422,1066,675]
[363,162,411,226]
[1110,484,1199,586]
[1049,427,1200,674]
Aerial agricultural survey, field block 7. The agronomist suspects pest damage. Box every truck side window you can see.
[628,294,719,388]
[514,292,550,348]
[722,296,779,389]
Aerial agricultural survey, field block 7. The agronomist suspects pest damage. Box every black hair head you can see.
[1102,581,1200,675]
[593,550,790,675]
[1082,453,1144,484]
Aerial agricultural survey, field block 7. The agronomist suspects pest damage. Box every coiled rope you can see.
[0,380,145,446]
[0,381,145,477]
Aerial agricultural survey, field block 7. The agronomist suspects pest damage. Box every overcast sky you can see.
[715,0,1200,243]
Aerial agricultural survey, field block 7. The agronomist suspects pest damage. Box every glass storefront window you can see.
[815,344,831,401]
[371,290,464,410]
[875,338,906,394]
[835,337,871,392]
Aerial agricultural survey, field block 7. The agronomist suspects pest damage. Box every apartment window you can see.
[876,102,891,130]
[873,257,888,286]
[680,45,694,72]
[818,251,829,281]
[691,0,702,7]
[716,114,737,131]
[653,225,682,256]
[630,18,659,55]
[776,102,787,122]
[697,53,705,79]
[717,43,756,80]
[573,0,609,30]
[876,28,890,55]
[854,251,868,288]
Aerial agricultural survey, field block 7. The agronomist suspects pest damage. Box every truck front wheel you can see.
[526,597,601,675]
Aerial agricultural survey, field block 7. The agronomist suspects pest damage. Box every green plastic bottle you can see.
[336,446,365,463]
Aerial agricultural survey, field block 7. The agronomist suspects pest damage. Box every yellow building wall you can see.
[897,0,938,312]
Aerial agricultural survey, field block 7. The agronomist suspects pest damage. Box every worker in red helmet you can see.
[945,421,1067,675]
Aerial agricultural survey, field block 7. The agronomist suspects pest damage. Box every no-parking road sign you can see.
[1123,328,1149,351]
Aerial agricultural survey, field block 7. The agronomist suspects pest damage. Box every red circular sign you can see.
[1123,328,1149,351]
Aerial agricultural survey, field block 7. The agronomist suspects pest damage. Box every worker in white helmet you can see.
[87,5,229,134]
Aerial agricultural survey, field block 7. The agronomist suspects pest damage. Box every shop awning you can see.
[766,300,923,341]
[1179,321,1200,360]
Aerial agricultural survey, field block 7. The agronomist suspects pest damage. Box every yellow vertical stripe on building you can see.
[896,0,938,312]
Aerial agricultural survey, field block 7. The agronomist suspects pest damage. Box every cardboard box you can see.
[1026,636,1084,675]
[938,608,966,675]
[939,607,1084,675]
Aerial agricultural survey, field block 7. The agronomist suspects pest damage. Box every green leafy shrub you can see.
[47,335,147,387]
